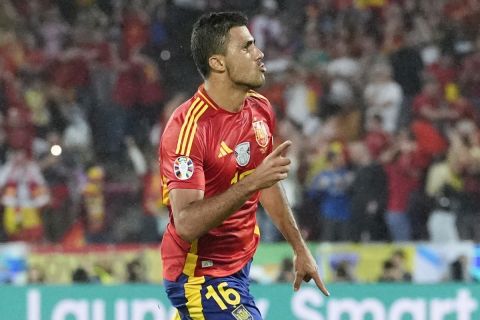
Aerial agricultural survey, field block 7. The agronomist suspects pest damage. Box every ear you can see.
[208,54,225,73]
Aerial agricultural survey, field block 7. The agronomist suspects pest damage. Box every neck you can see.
[204,77,248,113]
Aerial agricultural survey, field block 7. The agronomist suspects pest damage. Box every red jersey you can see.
[159,85,275,282]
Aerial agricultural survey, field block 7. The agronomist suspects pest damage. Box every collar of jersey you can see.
[197,84,247,115]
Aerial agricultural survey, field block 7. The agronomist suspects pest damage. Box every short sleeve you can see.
[247,91,276,155]
[265,99,276,155]
[159,117,206,192]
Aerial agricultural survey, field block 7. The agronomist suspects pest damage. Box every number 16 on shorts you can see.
[199,280,262,320]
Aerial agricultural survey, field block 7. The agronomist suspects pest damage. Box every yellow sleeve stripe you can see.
[247,90,268,101]
[185,103,209,156]
[176,97,201,154]
[161,175,170,206]
[220,141,233,153]
[176,98,209,156]
[198,91,218,110]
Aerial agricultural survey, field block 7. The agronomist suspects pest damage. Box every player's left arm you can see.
[260,183,330,296]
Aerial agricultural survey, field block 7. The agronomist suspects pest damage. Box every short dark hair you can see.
[191,12,248,79]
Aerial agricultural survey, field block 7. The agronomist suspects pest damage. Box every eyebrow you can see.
[244,39,255,48]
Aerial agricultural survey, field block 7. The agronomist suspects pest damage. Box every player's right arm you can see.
[170,140,292,242]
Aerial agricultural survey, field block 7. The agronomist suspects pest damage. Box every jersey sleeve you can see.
[267,100,276,154]
[160,116,206,191]
[248,90,277,155]
[257,96,276,155]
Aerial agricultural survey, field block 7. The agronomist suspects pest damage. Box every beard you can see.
[226,65,265,90]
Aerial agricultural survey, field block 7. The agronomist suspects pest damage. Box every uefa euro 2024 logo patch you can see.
[174,156,194,180]
[234,142,250,167]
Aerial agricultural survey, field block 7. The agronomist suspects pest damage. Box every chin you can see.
[249,76,266,89]
[249,82,264,90]
[234,74,265,90]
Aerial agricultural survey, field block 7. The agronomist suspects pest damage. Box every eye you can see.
[243,40,255,51]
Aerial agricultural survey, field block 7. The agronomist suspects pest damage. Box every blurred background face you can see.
[328,150,346,168]
[348,142,371,165]
[371,65,392,83]
[224,26,266,89]
[424,80,440,96]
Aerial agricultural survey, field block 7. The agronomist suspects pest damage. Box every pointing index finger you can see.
[312,272,330,296]
[270,140,292,157]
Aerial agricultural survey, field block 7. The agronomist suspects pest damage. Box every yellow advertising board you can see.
[27,244,163,284]
[317,243,415,282]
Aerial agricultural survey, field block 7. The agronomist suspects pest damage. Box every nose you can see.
[255,46,264,61]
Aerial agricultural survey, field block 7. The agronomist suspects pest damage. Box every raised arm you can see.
[170,140,293,242]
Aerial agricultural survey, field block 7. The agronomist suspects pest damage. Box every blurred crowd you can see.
[0,0,479,247]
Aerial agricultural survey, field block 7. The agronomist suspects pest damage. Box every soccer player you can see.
[159,11,329,320]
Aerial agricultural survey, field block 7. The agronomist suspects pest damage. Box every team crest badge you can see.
[231,305,253,320]
[234,142,250,167]
[173,156,194,180]
[252,120,269,147]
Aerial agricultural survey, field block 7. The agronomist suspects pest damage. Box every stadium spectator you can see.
[363,114,391,159]
[71,266,91,283]
[451,123,480,241]
[249,0,284,54]
[27,265,45,284]
[412,77,458,131]
[389,34,423,127]
[126,258,147,283]
[79,165,110,243]
[141,156,168,242]
[4,107,35,153]
[425,152,463,243]
[378,259,401,282]
[348,141,388,242]
[37,131,76,242]
[307,142,353,242]
[390,249,412,282]
[427,53,458,92]
[23,76,50,137]
[459,40,480,103]
[0,149,50,242]
[93,261,115,284]
[332,260,355,283]
[450,254,470,282]
[380,129,425,241]
[276,257,295,283]
[363,63,403,133]
[284,66,323,134]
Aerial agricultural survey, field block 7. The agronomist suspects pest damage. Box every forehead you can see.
[227,26,253,46]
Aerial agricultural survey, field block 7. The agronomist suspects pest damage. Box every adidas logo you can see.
[218,141,233,158]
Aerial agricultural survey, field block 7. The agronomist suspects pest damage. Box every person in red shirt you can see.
[364,114,390,159]
[159,12,329,320]
[380,129,428,241]
[121,4,150,58]
[426,54,458,91]
[412,77,458,125]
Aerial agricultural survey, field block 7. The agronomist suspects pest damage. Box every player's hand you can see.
[247,140,292,190]
[293,249,330,296]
